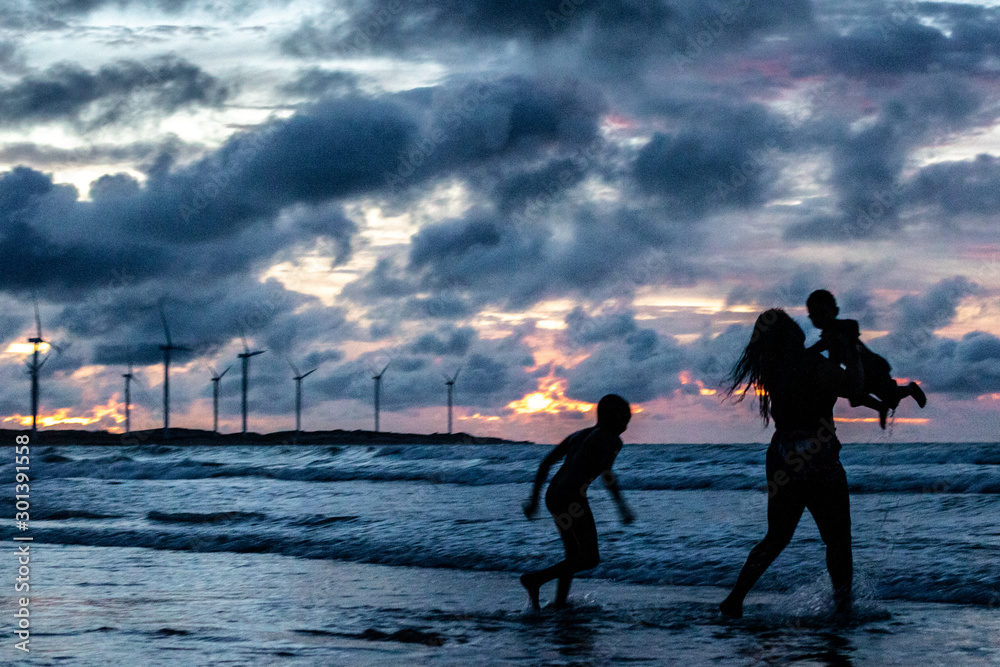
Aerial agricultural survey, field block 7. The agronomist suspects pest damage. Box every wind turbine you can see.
[209,365,231,435]
[444,368,461,435]
[289,361,318,433]
[159,303,190,440]
[26,300,50,439]
[372,363,389,433]
[238,336,265,434]
[122,358,134,434]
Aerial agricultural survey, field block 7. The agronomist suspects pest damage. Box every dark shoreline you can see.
[3,428,534,446]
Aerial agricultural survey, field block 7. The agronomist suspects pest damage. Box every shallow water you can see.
[7,441,1000,663]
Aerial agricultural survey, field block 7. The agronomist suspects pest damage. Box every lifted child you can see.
[807,289,926,429]
[520,394,635,610]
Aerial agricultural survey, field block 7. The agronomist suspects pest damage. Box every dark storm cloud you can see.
[563,325,686,403]
[281,0,812,78]
[491,157,589,215]
[633,103,786,218]
[6,0,287,21]
[0,93,414,294]
[824,3,1000,77]
[279,69,359,98]
[888,276,980,346]
[405,204,700,310]
[0,56,229,128]
[385,76,604,192]
[80,276,356,368]
[0,137,203,169]
[0,40,26,74]
[408,326,475,356]
[564,306,637,346]
[788,74,983,239]
[906,154,1000,217]
[861,277,999,396]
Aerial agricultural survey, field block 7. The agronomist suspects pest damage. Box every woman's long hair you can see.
[727,308,803,425]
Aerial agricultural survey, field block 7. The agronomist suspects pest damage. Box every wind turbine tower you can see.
[122,359,134,434]
[159,304,191,440]
[445,369,461,435]
[238,337,265,434]
[209,366,230,435]
[289,361,318,433]
[372,364,389,433]
[26,301,49,439]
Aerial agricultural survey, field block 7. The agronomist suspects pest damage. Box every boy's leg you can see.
[554,506,599,607]
[522,503,599,609]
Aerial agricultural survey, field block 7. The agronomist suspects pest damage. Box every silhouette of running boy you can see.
[520,394,634,610]
[807,289,926,429]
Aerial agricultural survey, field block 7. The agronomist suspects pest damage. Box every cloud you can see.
[0,136,204,169]
[405,204,701,310]
[825,4,1000,78]
[863,277,995,396]
[632,103,786,218]
[0,56,229,128]
[280,0,813,79]
[279,68,360,98]
[564,306,638,346]
[563,326,686,403]
[787,74,983,239]
[906,154,1000,217]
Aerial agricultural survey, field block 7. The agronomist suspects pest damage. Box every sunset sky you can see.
[2,0,1000,443]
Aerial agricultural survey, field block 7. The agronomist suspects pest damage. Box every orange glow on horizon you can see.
[834,417,929,424]
[507,375,597,416]
[459,413,502,422]
[679,371,718,396]
[6,342,50,355]
[3,397,125,429]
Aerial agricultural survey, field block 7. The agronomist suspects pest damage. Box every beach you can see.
[8,441,1000,664]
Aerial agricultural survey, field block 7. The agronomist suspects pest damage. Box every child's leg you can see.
[905,381,927,408]
[522,505,599,609]
[857,394,890,430]
[521,563,573,610]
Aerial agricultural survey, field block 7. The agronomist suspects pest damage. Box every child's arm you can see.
[523,438,572,519]
[601,469,635,524]
[809,338,830,353]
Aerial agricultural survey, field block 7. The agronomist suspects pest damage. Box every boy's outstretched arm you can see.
[601,469,635,525]
[523,439,571,519]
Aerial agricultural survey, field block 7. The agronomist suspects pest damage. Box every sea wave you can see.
[22,524,998,607]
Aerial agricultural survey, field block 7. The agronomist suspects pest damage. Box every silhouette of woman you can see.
[720,309,864,619]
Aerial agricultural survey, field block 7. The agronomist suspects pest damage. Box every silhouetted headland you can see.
[3,428,533,446]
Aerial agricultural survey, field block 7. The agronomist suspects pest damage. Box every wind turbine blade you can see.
[453,368,460,382]
[302,368,317,379]
[241,335,249,353]
[288,359,300,377]
[380,363,390,375]
[33,299,43,340]
[220,365,231,378]
[159,303,172,346]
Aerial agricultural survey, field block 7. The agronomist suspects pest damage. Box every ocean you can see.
[7,440,1000,665]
